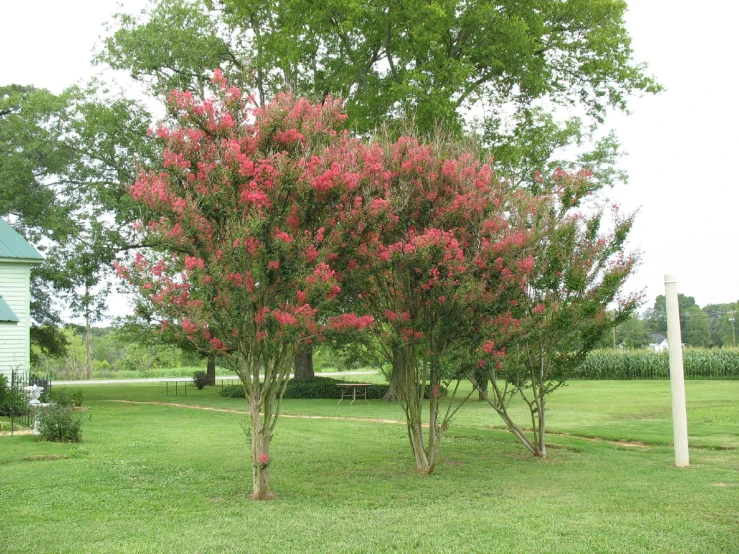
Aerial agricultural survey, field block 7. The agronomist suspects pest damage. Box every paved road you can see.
[53,371,378,386]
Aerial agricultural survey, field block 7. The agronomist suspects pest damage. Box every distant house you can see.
[649,333,669,353]
[0,219,43,378]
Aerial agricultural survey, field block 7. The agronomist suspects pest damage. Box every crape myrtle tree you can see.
[471,169,640,456]
[316,136,532,473]
[117,73,373,499]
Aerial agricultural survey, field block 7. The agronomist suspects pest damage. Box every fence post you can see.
[10,370,15,436]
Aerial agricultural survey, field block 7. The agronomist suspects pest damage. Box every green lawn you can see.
[1,380,737,553]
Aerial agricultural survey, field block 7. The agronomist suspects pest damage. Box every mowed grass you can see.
[1,381,737,553]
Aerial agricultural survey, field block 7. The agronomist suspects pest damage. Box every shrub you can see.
[71,390,84,407]
[0,377,29,417]
[192,371,208,390]
[0,374,8,405]
[50,389,74,407]
[220,384,246,398]
[93,359,112,373]
[36,404,84,442]
[219,377,446,400]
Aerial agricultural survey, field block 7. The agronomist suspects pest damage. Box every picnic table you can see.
[337,383,372,405]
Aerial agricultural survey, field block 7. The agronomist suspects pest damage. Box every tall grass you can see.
[574,348,739,379]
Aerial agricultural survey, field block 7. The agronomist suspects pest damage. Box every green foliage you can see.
[220,377,388,399]
[219,377,447,400]
[0,379,29,417]
[50,389,74,408]
[71,390,84,408]
[33,324,201,378]
[284,378,386,400]
[192,371,208,390]
[219,384,246,398]
[576,348,739,380]
[0,82,156,356]
[0,374,7,405]
[36,404,84,443]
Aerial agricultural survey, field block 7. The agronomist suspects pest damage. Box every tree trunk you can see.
[293,344,314,381]
[383,347,405,401]
[206,354,216,386]
[85,308,93,380]
[477,377,488,401]
[250,401,272,500]
[537,396,547,457]
[407,418,433,473]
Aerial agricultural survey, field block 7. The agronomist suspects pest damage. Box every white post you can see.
[664,274,689,467]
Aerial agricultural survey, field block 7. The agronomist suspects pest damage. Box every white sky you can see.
[1,0,738,320]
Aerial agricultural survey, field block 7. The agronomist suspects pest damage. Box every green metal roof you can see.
[0,218,43,261]
[0,294,19,324]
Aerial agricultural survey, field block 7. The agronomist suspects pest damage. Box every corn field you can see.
[572,348,739,380]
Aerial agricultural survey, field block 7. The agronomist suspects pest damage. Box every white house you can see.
[649,333,669,353]
[0,218,43,378]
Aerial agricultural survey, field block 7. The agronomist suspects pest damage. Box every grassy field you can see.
[1,380,737,553]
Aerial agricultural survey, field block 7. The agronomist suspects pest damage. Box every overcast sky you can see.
[2,1,738,319]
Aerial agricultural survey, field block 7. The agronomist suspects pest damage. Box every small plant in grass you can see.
[71,390,84,407]
[50,389,74,408]
[37,404,84,443]
[192,371,208,390]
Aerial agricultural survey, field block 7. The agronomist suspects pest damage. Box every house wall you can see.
[0,261,31,377]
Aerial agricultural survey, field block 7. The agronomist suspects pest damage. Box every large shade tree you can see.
[0,83,154,363]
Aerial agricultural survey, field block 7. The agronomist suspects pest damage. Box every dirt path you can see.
[104,400,650,448]
[105,400,408,425]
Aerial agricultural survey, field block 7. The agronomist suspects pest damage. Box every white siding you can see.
[0,261,31,377]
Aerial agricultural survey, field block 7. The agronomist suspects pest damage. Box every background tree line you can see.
[601,294,739,349]
[32,323,374,379]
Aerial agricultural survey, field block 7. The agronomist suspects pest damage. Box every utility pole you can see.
[665,274,689,467]
[730,312,736,348]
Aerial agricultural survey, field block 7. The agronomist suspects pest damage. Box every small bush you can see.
[192,371,208,390]
[220,384,246,398]
[0,374,8,405]
[0,382,29,417]
[50,389,74,407]
[71,390,84,407]
[37,404,84,442]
